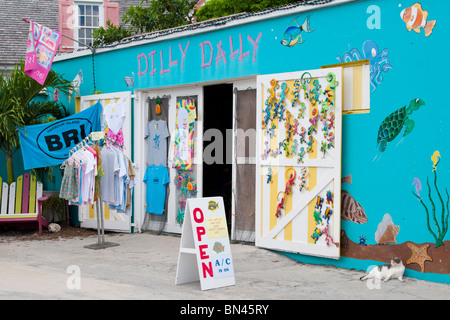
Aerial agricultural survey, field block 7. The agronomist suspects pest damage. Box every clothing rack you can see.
[60,132,101,168]
[63,131,119,250]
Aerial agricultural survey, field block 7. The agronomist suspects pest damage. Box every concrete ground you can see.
[0,231,448,301]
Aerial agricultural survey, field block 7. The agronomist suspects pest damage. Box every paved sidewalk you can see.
[0,232,448,300]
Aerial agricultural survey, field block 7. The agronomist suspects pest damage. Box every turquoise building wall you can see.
[29,0,450,283]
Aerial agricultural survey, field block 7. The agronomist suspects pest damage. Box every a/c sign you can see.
[175,197,235,291]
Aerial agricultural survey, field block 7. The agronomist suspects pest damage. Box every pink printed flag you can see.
[24,20,62,85]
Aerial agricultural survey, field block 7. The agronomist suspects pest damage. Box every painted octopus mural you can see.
[336,40,392,92]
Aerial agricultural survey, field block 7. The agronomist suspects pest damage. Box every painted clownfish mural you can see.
[400,3,436,37]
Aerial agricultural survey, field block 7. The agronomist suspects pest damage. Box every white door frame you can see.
[134,86,204,234]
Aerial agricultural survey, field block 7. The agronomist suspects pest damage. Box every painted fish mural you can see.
[400,2,436,37]
[341,190,368,224]
[281,16,314,47]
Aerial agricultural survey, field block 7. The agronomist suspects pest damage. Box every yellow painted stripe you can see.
[284,168,293,241]
[0,214,37,219]
[28,175,36,214]
[270,96,280,235]
[308,81,318,244]
[75,97,81,113]
[307,167,317,244]
[353,65,363,111]
[104,203,110,221]
[89,204,95,219]
[15,175,23,214]
[285,79,294,101]
[285,110,294,159]
[261,84,265,237]
[261,169,264,237]
[309,79,318,159]
[285,80,295,160]
[321,59,370,69]
[270,166,278,233]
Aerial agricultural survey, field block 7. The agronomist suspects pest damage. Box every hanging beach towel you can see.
[24,20,62,85]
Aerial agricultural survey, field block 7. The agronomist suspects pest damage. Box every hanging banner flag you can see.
[17,102,102,170]
[24,20,62,85]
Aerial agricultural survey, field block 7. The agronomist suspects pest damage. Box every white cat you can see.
[48,223,61,233]
[360,258,405,282]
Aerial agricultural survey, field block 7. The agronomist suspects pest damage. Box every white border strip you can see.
[54,0,360,62]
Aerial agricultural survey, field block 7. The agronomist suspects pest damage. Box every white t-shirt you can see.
[104,101,126,134]
[100,147,120,204]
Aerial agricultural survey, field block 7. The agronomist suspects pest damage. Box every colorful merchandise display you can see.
[173,97,196,170]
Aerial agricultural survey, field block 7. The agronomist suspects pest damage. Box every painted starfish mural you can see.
[406,242,433,273]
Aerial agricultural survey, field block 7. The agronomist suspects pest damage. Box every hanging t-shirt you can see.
[104,101,126,134]
[100,147,120,204]
[145,119,170,166]
[106,127,124,151]
[143,165,169,215]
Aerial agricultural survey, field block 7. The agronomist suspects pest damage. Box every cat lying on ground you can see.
[360,258,405,282]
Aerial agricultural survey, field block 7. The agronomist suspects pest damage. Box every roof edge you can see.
[54,0,360,62]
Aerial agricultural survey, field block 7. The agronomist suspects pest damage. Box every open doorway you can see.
[203,84,233,232]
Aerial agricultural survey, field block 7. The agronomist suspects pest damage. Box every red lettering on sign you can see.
[197,226,206,242]
[202,261,214,278]
[199,244,209,260]
[193,208,204,223]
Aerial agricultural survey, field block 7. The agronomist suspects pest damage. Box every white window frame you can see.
[73,0,104,48]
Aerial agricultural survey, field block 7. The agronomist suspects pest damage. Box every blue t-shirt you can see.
[143,165,170,215]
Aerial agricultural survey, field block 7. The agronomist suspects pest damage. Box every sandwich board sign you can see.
[175,197,235,290]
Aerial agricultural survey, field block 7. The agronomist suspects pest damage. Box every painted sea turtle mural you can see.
[376,98,425,152]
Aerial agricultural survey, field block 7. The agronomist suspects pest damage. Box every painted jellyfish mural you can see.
[336,40,392,92]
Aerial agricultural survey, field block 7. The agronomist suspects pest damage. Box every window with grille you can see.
[74,1,104,47]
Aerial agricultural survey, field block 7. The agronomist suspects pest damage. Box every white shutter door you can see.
[255,68,342,259]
